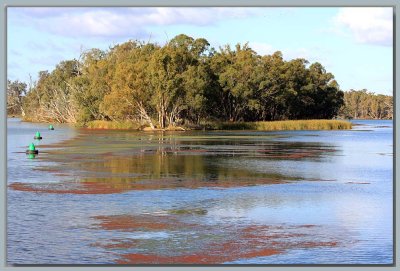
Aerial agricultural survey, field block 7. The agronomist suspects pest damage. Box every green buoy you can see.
[34,131,42,140]
[26,143,39,154]
[27,153,36,159]
[49,124,54,130]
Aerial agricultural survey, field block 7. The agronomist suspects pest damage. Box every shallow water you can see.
[7,119,393,264]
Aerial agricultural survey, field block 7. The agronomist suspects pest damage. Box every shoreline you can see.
[83,119,353,131]
[12,117,396,132]
[10,118,356,131]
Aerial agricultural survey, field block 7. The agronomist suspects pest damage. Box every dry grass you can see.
[86,120,141,130]
[86,119,352,131]
[204,119,352,131]
[254,119,352,130]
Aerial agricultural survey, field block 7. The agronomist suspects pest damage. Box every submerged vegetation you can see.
[5,34,391,129]
[169,209,208,215]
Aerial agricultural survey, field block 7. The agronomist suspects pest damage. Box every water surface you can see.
[7,119,393,264]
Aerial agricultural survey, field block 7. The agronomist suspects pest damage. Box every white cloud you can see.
[245,42,333,69]
[249,42,274,56]
[334,7,393,46]
[278,47,332,68]
[10,7,262,38]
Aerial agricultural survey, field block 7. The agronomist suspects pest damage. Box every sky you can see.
[7,7,393,95]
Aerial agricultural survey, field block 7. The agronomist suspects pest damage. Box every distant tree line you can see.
[6,34,390,126]
[338,89,393,119]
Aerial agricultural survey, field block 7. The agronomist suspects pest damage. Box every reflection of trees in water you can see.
[78,153,273,183]
[27,131,337,192]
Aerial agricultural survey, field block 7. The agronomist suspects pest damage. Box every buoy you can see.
[27,153,37,159]
[49,124,54,130]
[34,131,42,140]
[26,143,39,154]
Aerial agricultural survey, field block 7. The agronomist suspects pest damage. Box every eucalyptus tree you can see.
[305,62,344,119]
[22,60,80,123]
[19,34,353,125]
[253,51,287,120]
[72,48,111,123]
[210,43,261,121]
[147,34,213,128]
[101,41,158,128]
[341,89,392,119]
[7,80,27,116]
[169,34,214,124]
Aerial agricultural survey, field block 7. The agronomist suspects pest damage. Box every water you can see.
[7,119,393,265]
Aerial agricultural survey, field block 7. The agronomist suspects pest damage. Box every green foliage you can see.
[15,34,380,127]
[209,43,262,121]
[100,41,157,126]
[73,48,111,123]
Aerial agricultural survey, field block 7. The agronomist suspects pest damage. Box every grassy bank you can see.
[85,119,352,131]
[203,119,352,131]
[85,120,186,130]
[85,120,142,130]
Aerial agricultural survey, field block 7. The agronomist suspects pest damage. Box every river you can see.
[6,118,393,265]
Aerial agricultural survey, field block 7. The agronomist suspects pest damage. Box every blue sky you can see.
[7,7,393,95]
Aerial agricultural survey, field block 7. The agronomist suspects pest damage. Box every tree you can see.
[71,48,111,123]
[101,41,158,128]
[22,60,80,123]
[169,34,213,124]
[7,80,27,116]
[340,89,392,119]
[305,62,344,119]
[257,51,287,120]
[19,34,359,125]
[180,63,211,124]
[210,43,261,121]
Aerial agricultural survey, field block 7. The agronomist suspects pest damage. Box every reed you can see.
[203,119,352,131]
[86,119,352,131]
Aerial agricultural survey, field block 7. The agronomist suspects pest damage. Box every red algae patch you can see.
[8,182,130,194]
[91,214,340,264]
[116,246,281,264]
[115,226,339,264]
[299,241,338,248]
[116,236,282,264]
[8,177,288,194]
